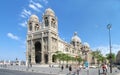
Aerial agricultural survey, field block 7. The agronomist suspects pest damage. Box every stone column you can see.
[49,17,51,28]
[31,38,35,64]
[26,45,29,67]
[41,32,45,64]
[48,31,52,64]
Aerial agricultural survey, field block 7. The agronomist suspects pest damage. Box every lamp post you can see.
[107,24,112,73]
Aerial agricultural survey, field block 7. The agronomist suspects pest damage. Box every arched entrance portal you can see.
[35,41,41,63]
[44,54,48,64]
[52,54,56,62]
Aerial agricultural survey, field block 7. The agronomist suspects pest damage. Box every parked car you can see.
[89,65,97,68]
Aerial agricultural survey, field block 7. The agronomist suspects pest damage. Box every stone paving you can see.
[0,64,120,75]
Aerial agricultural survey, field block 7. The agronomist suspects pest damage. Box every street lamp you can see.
[107,24,112,73]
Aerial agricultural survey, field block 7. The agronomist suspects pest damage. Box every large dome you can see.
[45,8,55,16]
[29,14,39,22]
[71,32,81,43]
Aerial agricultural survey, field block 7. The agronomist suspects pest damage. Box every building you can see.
[116,51,120,64]
[26,8,94,65]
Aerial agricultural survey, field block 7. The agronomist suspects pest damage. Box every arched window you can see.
[35,24,39,31]
[72,41,75,46]
[29,22,32,31]
[65,48,68,52]
[51,18,56,28]
[45,17,49,26]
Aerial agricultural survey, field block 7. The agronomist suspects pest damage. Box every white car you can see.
[89,65,97,68]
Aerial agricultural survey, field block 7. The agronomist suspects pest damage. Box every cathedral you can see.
[26,8,94,65]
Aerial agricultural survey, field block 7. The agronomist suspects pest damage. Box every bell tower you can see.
[42,8,58,64]
[42,8,58,34]
[26,8,59,65]
[28,15,40,32]
[27,14,41,65]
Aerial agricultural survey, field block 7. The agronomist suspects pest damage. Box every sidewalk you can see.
[98,67,120,75]
[0,65,120,75]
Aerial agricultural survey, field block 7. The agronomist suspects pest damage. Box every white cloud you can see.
[19,21,27,27]
[31,0,43,8]
[34,2,43,8]
[29,0,43,12]
[19,0,48,28]
[20,21,27,27]
[7,33,19,40]
[20,14,26,18]
[23,9,31,15]
[29,4,40,12]
[21,9,31,18]
[92,44,120,56]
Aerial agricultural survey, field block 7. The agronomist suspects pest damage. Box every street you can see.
[0,69,56,75]
[0,65,120,75]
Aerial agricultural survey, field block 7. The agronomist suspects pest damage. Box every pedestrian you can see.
[49,64,51,67]
[30,63,32,67]
[66,64,68,68]
[69,65,72,74]
[105,64,108,72]
[79,65,82,70]
[77,68,80,75]
[102,64,106,74]
[61,65,64,71]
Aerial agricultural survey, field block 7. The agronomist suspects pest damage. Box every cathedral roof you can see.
[83,42,90,47]
[71,32,81,43]
[45,8,55,16]
[29,14,39,22]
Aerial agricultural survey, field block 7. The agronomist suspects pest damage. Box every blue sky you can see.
[0,0,120,61]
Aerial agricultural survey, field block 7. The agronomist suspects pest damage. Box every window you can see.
[51,18,56,28]
[72,42,75,46]
[35,24,39,31]
[65,48,68,52]
[29,23,32,31]
[72,50,74,53]
[45,17,49,26]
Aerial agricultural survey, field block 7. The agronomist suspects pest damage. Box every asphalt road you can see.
[0,69,56,75]
[0,65,120,75]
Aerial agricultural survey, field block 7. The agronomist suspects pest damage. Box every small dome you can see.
[45,8,55,16]
[29,15,39,22]
[71,32,81,42]
[83,42,90,47]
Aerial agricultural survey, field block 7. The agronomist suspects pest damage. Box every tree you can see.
[64,54,71,64]
[91,49,106,64]
[55,51,63,65]
[55,51,71,64]
[106,53,116,63]
[76,56,82,65]
[55,51,82,65]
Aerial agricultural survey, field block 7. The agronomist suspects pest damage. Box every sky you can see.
[0,0,120,61]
